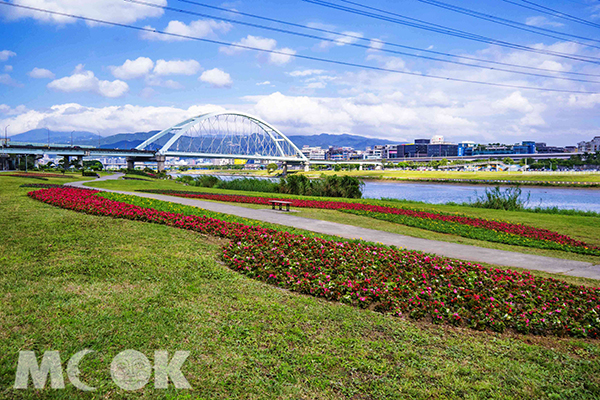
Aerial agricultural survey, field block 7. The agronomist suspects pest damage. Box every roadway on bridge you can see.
[68,173,600,280]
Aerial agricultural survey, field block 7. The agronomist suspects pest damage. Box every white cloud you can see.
[28,67,55,79]
[493,91,534,113]
[199,68,232,88]
[288,69,326,77]
[0,50,16,61]
[568,93,600,109]
[47,65,128,98]
[220,35,295,65]
[319,31,363,49]
[256,81,271,86]
[153,59,201,76]
[525,16,564,28]
[369,39,384,51]
[141,19,231,41]
[140,87,156,99]
[269,48,296,65]
[220,35,277,55]
[144,75,184,89]
[4,65,13,72]
[5,0,166,26]
[0,74,21,87]
[0,103,227,135]
[109,57,154,80]
[305,82,326,89]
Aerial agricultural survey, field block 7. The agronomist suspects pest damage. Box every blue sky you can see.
[1,0,600,145]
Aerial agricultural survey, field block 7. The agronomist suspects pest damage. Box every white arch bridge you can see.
[131,111,308,170]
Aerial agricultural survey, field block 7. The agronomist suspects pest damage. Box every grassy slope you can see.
[87,177,600,265]
[1,175,600,399]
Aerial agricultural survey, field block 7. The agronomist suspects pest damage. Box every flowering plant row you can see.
[396,177,600,188]
[143,190,600,256]
[20,183,64,188]
[5,174,49,181]
[28,187,600,338]
[341,209,597,255]
[6,172,72,179]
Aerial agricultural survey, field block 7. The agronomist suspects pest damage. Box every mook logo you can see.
[14,349,191,391]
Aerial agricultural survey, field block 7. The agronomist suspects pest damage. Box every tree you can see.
[266,163,278,174]
[83,160,103,171]
[502,157,514,165]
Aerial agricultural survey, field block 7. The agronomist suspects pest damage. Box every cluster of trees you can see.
[519,153,600,170]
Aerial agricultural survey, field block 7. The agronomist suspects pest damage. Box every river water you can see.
[172,174,600,212]
[362,180,600,212]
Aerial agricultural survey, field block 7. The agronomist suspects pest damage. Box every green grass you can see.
[86,177,600,265]
[2,175,600,398]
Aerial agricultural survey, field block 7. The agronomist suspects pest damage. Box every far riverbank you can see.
[176,169,600,188]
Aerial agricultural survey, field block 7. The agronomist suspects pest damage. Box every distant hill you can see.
[10,129,159,149]
[9,129,98,145]
[11,129,402,151]
[288,133,403,149]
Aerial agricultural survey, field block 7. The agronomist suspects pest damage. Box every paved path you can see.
[67,174,600,280]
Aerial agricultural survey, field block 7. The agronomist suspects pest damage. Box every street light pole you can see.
[4,125,9,147]
[71,130,74,147]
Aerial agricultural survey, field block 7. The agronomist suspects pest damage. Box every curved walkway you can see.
[68,174,600,280]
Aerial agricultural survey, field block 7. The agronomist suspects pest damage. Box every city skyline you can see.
[1,0,600,145]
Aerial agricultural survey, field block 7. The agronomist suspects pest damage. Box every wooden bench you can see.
[269,200,292,211]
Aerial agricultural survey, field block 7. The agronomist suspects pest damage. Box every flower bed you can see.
[20,183,64,188]
[5,174,48,180]
[142,190,600,256]
[395,177,600,188]
[28,187,600,338]
[6,172,75,179]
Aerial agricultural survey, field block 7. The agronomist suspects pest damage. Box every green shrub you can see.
[469,185,530,211]
[82,170,99,177]
[215,177,278,193]
[279,174,363,198]
[194,175,221,188]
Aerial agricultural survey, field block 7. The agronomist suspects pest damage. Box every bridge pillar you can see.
[304,162,310,172]
[126,157,135,170]
[281,163,288,176]
[155,155,166,173]
[359,164,363,171]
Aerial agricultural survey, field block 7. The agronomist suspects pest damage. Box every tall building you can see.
[578,136,600,153]
[301,145,326,160]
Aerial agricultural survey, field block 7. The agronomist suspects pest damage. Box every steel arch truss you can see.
[136,111,308,162]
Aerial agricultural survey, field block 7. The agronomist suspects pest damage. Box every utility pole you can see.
[71,130,74,147]
[47,128,50,148]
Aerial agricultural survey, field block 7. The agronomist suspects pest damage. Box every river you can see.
[362,180,600,212]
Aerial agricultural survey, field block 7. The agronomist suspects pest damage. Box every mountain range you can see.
[9,129,401,151]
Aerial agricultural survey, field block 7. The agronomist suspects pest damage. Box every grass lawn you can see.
[1,175,600,398]
[87,176,600,265]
